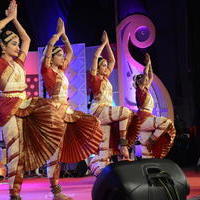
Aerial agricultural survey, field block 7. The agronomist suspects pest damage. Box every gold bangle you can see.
[48,43,54,47]
[19,50,26,57]
[119,138,128,146]
[19,50,26,55]
[62,38,69,43]
[52,34,59,39]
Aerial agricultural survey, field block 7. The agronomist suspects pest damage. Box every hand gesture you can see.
[101,30,108,44]
[144,53,151,66]
[56,18,65,36]
[5,0,17,20]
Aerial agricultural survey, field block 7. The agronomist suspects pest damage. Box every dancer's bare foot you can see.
[51,184,73,200]
[10,195,22,200]
[53,192,73,200]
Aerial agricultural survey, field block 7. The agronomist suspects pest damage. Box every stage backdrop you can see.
[117,14,174,120]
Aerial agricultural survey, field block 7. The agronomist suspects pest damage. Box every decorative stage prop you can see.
[92,159,190,200]
[117,14,174,120]
[26,74,39,97]
[38,43,88,113]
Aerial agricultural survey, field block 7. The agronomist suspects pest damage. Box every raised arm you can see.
[0,16,13,30]
[147,55,153,84]
[43,18,64,67]
[105,31,115,75]
[143,53,153,88]
[12,19,31,62]
[90,31,107,76]
[6,0,30,62]
[0,0,16,31]
[60,26,73,71]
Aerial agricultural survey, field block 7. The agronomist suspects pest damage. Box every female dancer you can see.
[0,1,65,199]
[132,53,176,158]
[41,18,103,200]
[88,31,138,176]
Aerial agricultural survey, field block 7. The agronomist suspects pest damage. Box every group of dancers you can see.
[0,1,176,200]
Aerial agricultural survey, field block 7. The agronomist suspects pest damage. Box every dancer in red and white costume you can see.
[88,31,138,176]
[0,1,65,199]
[41,18,103,199]
[132,53,176,159]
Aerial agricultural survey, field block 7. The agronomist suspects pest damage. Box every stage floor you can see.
[0,170,199,200]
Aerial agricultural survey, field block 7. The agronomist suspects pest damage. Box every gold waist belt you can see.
[139,108,152,113]
[0,91,26,100]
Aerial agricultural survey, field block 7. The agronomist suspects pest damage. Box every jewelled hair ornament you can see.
[52,46,63,55]
[98,56,106,66]
[132,74,143,88]
[4,31,18,42]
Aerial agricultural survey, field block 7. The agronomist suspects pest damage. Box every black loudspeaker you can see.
[92,159,190,200]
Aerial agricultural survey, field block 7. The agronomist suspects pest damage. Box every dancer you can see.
[41,18,103,200]
[0,1,65,199]
[88,31,138,176]
[132,53,176,158]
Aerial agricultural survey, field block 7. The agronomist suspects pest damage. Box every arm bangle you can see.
[48,43,54,47]
[119,138,128,146]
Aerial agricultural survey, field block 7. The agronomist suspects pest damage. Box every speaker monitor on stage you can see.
[92,159,190,200]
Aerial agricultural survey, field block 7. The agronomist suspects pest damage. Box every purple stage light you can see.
[135,26,150,42]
